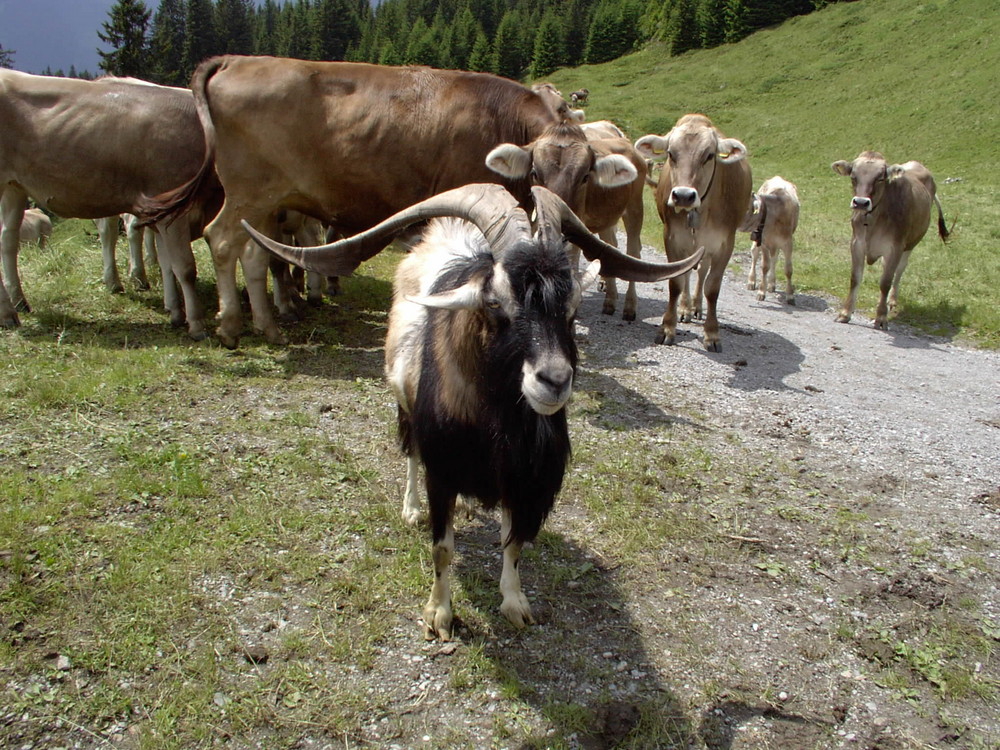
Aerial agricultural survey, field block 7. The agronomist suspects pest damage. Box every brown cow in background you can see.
[635,114,752,351]
[831,151,948,330]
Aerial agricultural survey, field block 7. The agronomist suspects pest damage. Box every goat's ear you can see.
[634,134,668,161]
[486,144,532,179]
[406,281,481,310]
[593,154,637,188]
[886,164,906,181]
[831,160,853,177]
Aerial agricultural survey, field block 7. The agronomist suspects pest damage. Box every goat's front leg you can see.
[423,481,456,640]
[499,509,534,628]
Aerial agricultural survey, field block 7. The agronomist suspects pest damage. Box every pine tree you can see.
[697,0,726,48]
[491,11,528,79]
[584,0,634,65]
[216,0,255,56]
[529,10,565,79]
[0,43,14,69]
[403,18,439,66]
[97,0,151,77]
[312,0,359,61]
[149,0,187,85]
[183,0,218,76]
[466,30,493,72]
[254,0,281,55]
[667,0,700,55]
[723,0,749,43]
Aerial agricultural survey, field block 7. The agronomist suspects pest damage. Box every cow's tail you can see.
[134,57,225,225]
[934,194,950,243]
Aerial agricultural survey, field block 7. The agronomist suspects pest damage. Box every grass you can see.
[2,3,999,745]
[543,0,1000,348]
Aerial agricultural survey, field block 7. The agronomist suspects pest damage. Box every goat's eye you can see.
[581,173,590,183]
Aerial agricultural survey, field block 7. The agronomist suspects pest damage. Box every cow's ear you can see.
[634,134,669,161]
[717,138,748,163]
[831,160,853,177]
[486,144,532,179]
[886,164,906,181]
[593,154,638,188]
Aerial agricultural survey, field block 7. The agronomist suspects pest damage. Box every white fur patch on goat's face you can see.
[521,355,573,415]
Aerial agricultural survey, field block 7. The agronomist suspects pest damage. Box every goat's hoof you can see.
[402,507,425,527]
[500,595,535,629]
[422,603,453,641]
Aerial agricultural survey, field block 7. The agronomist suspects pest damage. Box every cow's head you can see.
[634,114,747,212]
[831,151,903,213]
[485,123,637,212]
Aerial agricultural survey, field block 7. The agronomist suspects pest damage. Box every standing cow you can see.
[0,207,52,250]
[739,176,800,304]
[0,70,218,337]
[831,151,948,330]
[142,56,581,349]
[635,114,752,351]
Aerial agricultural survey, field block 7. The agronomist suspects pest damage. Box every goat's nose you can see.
[851,196,872,211]
[670,186,698,208]
[537,361,573,393]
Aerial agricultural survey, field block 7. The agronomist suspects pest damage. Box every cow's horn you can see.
[529,186,705,282]
[242,184,532,278]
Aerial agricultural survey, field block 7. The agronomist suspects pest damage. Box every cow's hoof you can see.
[622,310,636,322]
[835,313,851,324]
[217,332,240,350]
[874,319,888,331]
[786,297,796,306]
[705,339,722,353]
[655,331,674,346]
[1,313,20,329]
[188,329,209,342]
[757,292,766,302]
[133,278,151,291]
[601,303,615,316]
[747,282,756,290]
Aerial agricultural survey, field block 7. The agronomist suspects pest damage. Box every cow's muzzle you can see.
[851,196,873,212]
[669,186,700,211]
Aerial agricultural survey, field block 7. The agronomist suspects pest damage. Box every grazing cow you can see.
[1,208,52,250]
[635,114,752,351]
[570,88,589,105]
[0,70,218,337]
[831,151,949,329]
[739,176,800,304]
[243,183,705,640]
[580,120,626,140]
[484,122,647,319]
[142,56,583,348]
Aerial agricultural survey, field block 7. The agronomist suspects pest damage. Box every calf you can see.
[739,176,800,304]
[243,183,703,640]
[831,151,948,329]
[635,114,752,351]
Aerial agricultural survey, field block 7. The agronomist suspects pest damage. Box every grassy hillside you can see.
[545,0,1000,347]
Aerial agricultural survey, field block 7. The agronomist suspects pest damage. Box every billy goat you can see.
[243,184,703,640]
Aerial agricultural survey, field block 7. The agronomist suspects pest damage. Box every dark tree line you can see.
[89,0,842,86]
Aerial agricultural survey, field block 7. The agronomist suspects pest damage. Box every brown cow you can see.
[739,176,800,304]
[484,122,647,319]
[0,70,218,337]
[142,56,581,348]
[635,114,752,351]
[831,151,948,329]
[0,207,52,250]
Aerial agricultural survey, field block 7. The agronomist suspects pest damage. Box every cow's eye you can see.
[704,152,714,164]
[529,168,539,182]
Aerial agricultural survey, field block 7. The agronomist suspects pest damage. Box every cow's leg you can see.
[95,216,124,294]
[765,246,778,294]
[874,251,904,331]
[0,189,28,324]
[782,240,795,305]
[423,475,456,641]
[124,216,150,290]
[143,223,158,272]
[746,242,759,290]
[656,274,683,345]
[836,235,866,324]
[151,230,183,328]
[692,261,707,320]
[888,250,911,314]
[619,198,643,321]
[270,259,301,324]
[159,221,206,340]
[242,241,285,344]
[701,254,728,352]
[499,508,534,628]
[597,229,620,316]
[306,271,326,306]
[678,271,694,323]
[756,243,772,301]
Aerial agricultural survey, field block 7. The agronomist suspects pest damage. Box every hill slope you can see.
[546,0,1000,346]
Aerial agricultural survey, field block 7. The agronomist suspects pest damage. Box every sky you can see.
[0,0,121,75]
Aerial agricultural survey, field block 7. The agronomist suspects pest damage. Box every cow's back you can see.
[198,57,559,234]
[0,70,205,218]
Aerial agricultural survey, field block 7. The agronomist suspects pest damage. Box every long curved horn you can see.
[242,184,532,278]
[529,186,705,282]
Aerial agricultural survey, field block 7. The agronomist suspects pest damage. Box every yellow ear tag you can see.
[718,151,731,159]
[653,146,665,155]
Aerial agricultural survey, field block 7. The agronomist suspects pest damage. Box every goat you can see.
[570,88,589,105]
[243,184,704,640]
